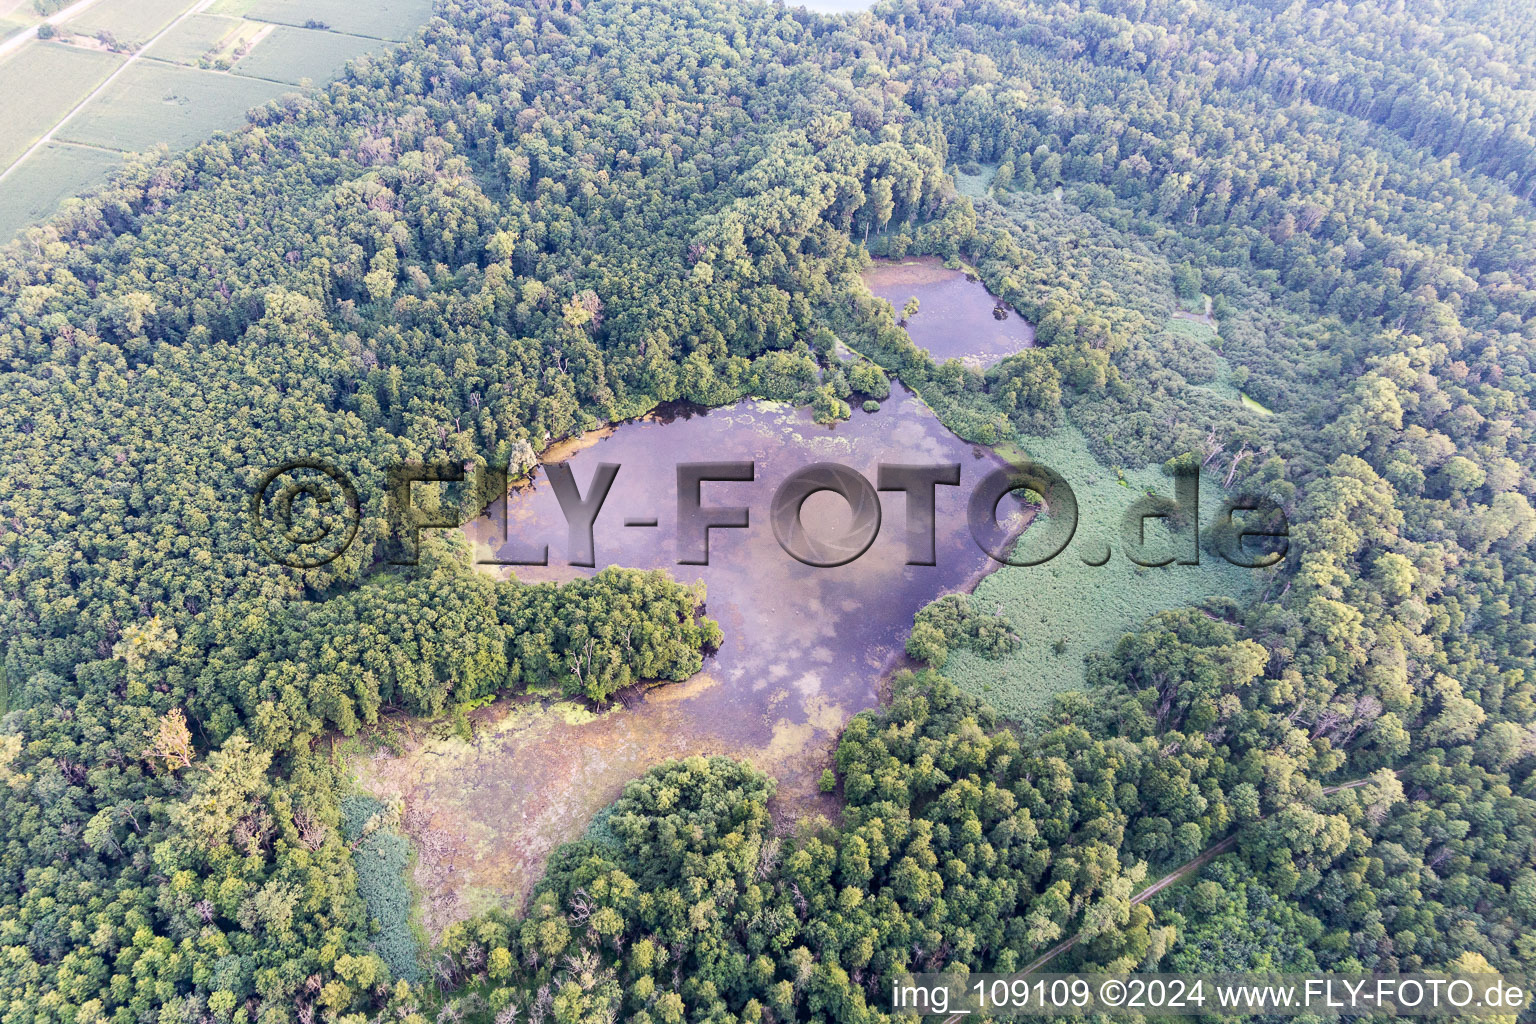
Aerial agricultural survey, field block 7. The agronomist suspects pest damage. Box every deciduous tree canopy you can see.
[2,0,1535,1020]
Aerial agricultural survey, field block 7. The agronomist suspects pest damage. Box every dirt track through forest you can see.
[939,771,1399,1022]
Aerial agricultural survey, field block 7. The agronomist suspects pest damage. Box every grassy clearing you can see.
[351,696,641,936]
[1167,315,1269,413]
[213,0,432,40]
[144,13,261,65]
[0,141,121,238]
[0,43,123,167]
[1177,291,1210,314]
[340,795,423,983]
[1165,314,1216,343]
[233,23,381,84]
[1174,315,1274,415]
[939,424,1269,721]
[952,161,997,199]
[56,60,287,152]
[1240,392,1276,416]
[63,0,196,48]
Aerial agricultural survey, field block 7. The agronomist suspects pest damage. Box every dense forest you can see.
[1,0,1535,1021]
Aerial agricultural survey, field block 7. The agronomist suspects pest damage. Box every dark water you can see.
[359,389,1021,923]
[472,388,1017,747]
[864,256,1036,368]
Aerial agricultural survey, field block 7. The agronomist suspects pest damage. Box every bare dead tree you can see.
[529,986,553,1024]
[1339,695,1383,746]
[1311,707,1347,740]
[143,709,194,773]
[1225,444,1271,487]
[756,836,781,881]
[431,955,460,990]
[1201,427,1225,467]
[459,941,485,975]
[567,888,594,923]
[292,807,328,850]
[1224,443,1253,487]
[233,808,273,855]
[119,804,143,834]
[790,882,809,918]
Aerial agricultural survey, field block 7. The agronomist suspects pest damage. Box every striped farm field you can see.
[55,60,287,152]
[63,0,195,48]
[208,0,431,40]
[144,13,255,65]
[0,42,122,169]
[232,23,380,84]
[0,141,120,238]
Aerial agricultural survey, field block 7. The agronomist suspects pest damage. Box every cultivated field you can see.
[209,0,432,40]
[144,13,264,66]
[55,60,287,152]
[0,42,121,168]
[0,141,120,238]
[233,23,381,84]
[0,0,41,44]
[65,0,190,47]
[0,0,432,240]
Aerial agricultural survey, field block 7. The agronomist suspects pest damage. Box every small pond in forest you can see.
[863,256,1036,369]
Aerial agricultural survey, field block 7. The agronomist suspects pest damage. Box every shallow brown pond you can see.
[356,389,1025,930]
[863,256,1035,368]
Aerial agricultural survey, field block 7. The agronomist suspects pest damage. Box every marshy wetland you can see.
[356,388,1028,930]
[353,260,1261,933]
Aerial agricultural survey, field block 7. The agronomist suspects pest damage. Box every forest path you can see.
[939,771,1397,1022]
